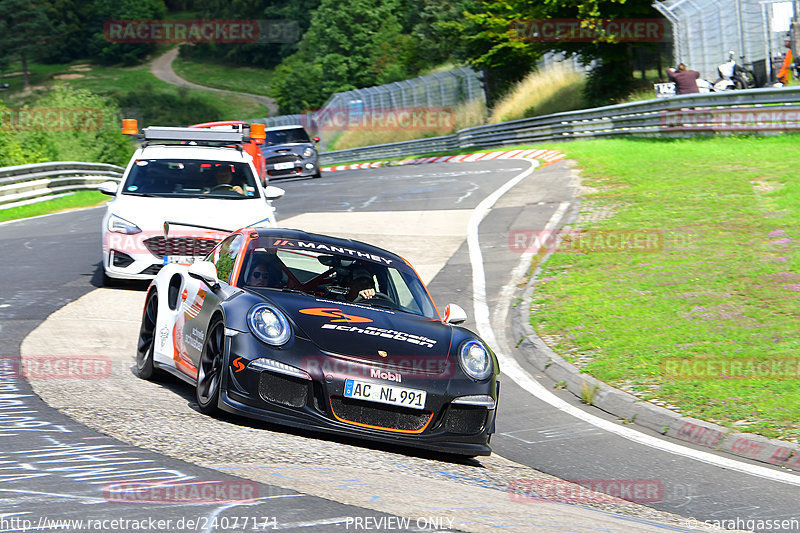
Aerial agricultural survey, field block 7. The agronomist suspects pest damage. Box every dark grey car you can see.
[260,125,321,179]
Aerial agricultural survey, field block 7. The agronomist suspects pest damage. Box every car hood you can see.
[109,195,276,233]
[265,291,453,373]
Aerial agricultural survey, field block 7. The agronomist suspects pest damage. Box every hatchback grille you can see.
[330,396,432,433]
[143,236,219,257]
[266,155,300,164]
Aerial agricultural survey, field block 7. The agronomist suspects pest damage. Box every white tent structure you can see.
[653,0,795,85]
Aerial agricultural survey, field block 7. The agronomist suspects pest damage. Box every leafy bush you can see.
[6,86,132,166]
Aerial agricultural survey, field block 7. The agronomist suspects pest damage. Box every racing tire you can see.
[313,171,322,179]
[196,316,224,415]
[136,292,160,380]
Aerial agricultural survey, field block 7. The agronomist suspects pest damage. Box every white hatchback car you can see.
[98,124,284,284]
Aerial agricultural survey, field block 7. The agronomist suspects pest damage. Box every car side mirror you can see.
[97,181,119,196]
[188,261,219,287]
[443,303,467,324]
[313,136,320,143]
[264,186,285,201]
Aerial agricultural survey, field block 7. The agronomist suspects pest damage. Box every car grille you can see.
[330,396,433,433]
[266,155,301,164]
[441,405,487,435]
[142,236,219,257]
[140,264,163,276]
[258,371,308,408]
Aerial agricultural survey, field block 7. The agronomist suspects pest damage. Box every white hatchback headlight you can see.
[303,147,315,158]
[107,214,141,234]
[458,340,493,380]
[247,304,292,346]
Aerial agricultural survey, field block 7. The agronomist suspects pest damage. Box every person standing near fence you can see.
[666,64,700,94]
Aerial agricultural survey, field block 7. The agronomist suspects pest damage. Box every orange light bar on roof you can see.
[121,119,138,135]
[250,123,266,140]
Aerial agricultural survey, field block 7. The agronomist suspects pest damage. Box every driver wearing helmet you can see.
[346,265,376,301]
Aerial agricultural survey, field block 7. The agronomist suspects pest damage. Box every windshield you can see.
[121,159,260,199]
[237,239,438,319]
[264,128,310,145]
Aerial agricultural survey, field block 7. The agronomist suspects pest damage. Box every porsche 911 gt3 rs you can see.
[136,227,499,456]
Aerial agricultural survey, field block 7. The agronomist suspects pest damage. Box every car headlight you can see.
[458,340,492,380]
[107,214,141,234]
[247,304,291,346]
[303,147,315,158]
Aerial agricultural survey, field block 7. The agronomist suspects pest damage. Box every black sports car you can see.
[136,227,499,456]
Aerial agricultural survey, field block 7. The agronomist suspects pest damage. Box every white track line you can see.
[468,161,800,487]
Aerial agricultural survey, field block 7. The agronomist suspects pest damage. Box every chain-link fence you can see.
[255,67,484,150]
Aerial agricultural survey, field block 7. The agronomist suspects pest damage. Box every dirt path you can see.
[150,47,278,115]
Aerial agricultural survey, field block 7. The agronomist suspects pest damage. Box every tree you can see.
[87,0,167,66]
[447,0,663,106]
[0,0,53,89]
[40,0,95,63]
[270,0,417,113]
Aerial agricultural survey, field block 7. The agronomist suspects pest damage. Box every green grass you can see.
[0,191,108,223]
[325,135,800,442]
[172,53,273,97]
[0,58,269,123]
[525,135,800,442]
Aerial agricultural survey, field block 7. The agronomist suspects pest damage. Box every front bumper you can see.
[265,157,319,179]
[219,333,497,456]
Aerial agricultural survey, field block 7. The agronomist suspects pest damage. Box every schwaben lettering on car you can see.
[270,239,395,266]
[320,324,437,348]
[299,308,373,323]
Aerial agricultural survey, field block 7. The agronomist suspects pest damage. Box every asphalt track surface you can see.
[1,159,799,532]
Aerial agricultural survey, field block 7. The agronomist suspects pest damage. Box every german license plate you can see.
[344,379,426,410]
[273,162,294,170]
[162,255,196,265]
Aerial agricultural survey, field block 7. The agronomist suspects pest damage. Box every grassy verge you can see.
[0,191,108,223]
[526,135,800,442]
[172,53,273,96]
[1,58,269,123]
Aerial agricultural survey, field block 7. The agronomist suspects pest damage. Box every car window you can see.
[241,240,438,319]
[264,128,310,145]
[209,235,243,283]
[122,159,260,199]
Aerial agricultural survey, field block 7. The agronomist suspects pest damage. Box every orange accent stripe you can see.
[329,399,434,434]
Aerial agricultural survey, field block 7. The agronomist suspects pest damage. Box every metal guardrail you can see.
[0,161,124,210]
[319,87,800,165]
